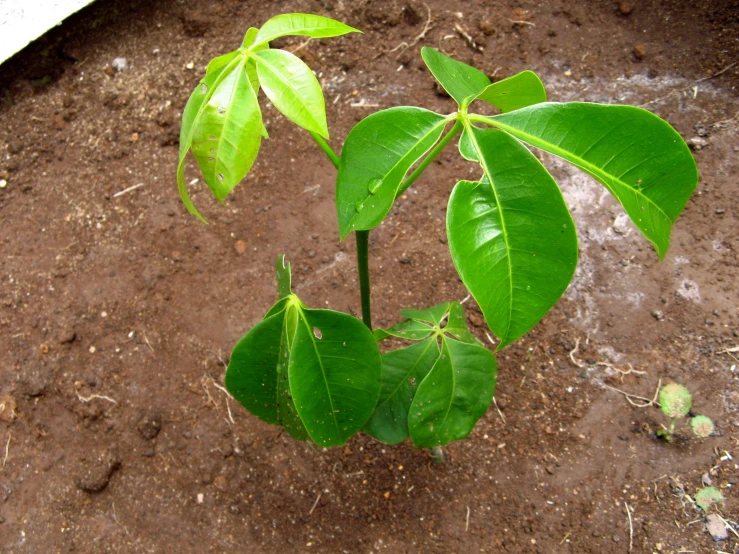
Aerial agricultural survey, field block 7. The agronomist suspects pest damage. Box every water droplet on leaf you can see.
[368,178,382,195]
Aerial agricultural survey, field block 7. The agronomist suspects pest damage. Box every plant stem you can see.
[308,131,340,169]
[355,230,372,329]
[395,120,463,199]
[307,131,373,329]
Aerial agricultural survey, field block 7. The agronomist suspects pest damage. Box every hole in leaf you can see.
[313,327,322,339]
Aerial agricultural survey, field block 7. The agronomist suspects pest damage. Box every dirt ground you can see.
[1,0,738,552]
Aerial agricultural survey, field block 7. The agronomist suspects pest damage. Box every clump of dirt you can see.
[0,0,737,552]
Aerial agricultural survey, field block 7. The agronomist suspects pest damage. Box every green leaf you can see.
[443,302,480,345]
[399,303,452,326]
[447,127,578,349]
[177,59,240,221]
[488,102,698,259]
[241,27,259,49]
[255,49,329,138]
[206,51,239,76]
[475,70,546,113]
[191,59,263,201]
[373,318,435,342]
[276,255,292,299]
[289,306,381,447]
[254,13,360,47]
[458,130,478,161]
[225,303,308,440]
[363,338,439,444]
[336,107,448,239]
[420,47,490,107]
[408,336,497,448]
[694,486,724,513]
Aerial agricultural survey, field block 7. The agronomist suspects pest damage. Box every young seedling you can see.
[177,13,699,451]
[657,383,714,442]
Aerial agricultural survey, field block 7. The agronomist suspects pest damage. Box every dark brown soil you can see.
[1,1,738,553]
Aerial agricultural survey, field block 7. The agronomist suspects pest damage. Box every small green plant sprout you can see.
[177,13,699,451]
[694,486,724,513]
[657,383,714,442]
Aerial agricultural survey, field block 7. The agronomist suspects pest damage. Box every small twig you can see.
[459,294,471,304]
[718,515,739,539]
[142,330,154,352]
[385,3,434,59]
[492,397,506,424]
[509,19,536,27]
[484,332,496,347]
[569,338,585,368]
[625,502,634,551]
[349,99,380,108]
[209,378,236,425]
[454,23,482,52]
[465,505,470,532]
[2,432,10,469]
[594,361,646,382]
[696,61,737,82]
[559,531,571,544]
[112,183,144,198]
[602,378,661,408]
[718,346,739,354]
[288,38,312,54]
[309,492,322,515]
[76,390,118,404]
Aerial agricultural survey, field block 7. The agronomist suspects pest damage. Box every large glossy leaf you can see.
[363,338,439,444]
[447,127,578,349]
[253,13,360,47]
[408,336,496,448]
[190,59,263,202]
[487,102,698,259]
[336,107,447,239]
[475,70,546,113]
[289,306,381,446]
[177,59,240,221]
[255,48,329,138]
[226,303,308,440]
[421,47,490,107]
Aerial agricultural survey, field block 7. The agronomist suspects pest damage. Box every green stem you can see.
[355,230,372,329]
[308,131,372,329]
[395,120,463,199]
[308,131,340,169]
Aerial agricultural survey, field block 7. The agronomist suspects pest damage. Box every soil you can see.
[1,0,738,552]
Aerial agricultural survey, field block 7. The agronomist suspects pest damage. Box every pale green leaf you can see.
[255,48,328,138]
[254,13,360,47]
[191,59,263,201]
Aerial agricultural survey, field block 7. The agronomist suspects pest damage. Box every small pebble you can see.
[308,251,316,259]
[687,137,709,150]
[111,57,127,72]
[705,513,728,542]
[633,44,647,60]
[715,208,725,214]
[234,240,247,255]
[652,310,665,321]
[618,1,634,15]
[0,179,7,188]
